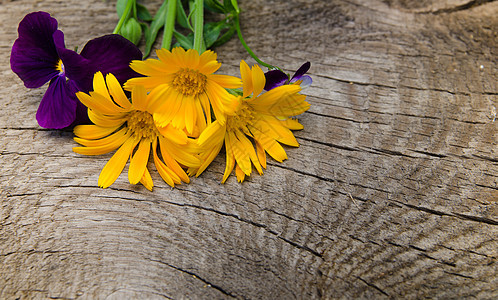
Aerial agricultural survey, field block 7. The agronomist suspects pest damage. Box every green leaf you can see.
[203,22,226,48]
[136,3,153,21]
[223,0,235,13]
[120,18,142,45]
[230,0,240,13]
[116,0,129,17]
[176,0,191,30]
[144,0,169,57]
[204,0,225,13]
[173,31,194,49]
[211,25,235,48]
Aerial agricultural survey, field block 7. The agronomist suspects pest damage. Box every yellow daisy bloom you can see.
[73,72,200,190]
[191,60,310,183]
[124,47,241,136]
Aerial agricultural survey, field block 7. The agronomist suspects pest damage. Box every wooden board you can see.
[0,0,496,298]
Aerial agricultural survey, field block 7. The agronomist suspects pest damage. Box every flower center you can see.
[127,111,158,141]
[226,101,255,132]
[171,68,207,97]
[55,59,65,75]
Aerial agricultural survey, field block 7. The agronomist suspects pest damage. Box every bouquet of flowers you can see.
[10,0,312,191]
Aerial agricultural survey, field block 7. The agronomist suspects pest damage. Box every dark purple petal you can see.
[36,75,78,129]
[10,12,61,88]
[71,100,91,127]
[264,70,289,91]
[290,61,310,82]
[56,42,89,89]
[52,29,67,52]
[62,34,142,91]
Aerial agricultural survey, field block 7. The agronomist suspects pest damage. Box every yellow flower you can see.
[73,72,200,190]
[124,47,241,136]
[191,60,310,183]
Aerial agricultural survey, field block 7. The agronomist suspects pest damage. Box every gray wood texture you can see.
[1,0,497,298]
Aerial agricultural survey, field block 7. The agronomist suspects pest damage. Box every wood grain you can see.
[0,0,496,299]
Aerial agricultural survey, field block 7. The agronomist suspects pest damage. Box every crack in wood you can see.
[443,270,474,279]
[297,136,360,153]
[408,149,448,158]
[419,252,457,268]
[148,259,239,299]
[472,154,498,163]
[417,0,497,14]
[263,208,306,224]
[355,276,389,296]
[97,195,324,258]
[305,110,369,124]
[394,201,498,225]
[269,163,334,183]
[475,183,498,191]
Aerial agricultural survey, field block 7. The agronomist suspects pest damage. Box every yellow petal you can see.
[131,85,148,111]
[199,93,212,124]
[209,74,242,89]
[194,96,206,136]
[251,84,301,107]
[74,125,120,140]
[160,153,189,184]
[255,140,267,169]
[227,131,251,176]
[254,117,299,147]
[147,84,172,113]
[154,89,183,126]
[221,139,235,183]
[153,143,178,186]
[267,94,310,117]
[156,48,174,65]
[252,127,287,162]
[171,47,187,66]
[74,127,127,147]
[199,50,218,67]
[235,164,246,183]
[92,72,111,100]
[197,120,225,149]
[199,60,221,74]
[73,129,130,155]
[160,137,200,168]
[184,96,196,135]
[194,142,223,177]
[88,110,127,128]
[251,64,265,97]
[124,76,167,91]
[128,139,151,185]
[77,92,120,115]
[184,48,200,68]
[170,98,186,130]
[281,118,304,130]
[98,137,138,189]
[235,129,262,175]
[106,73,131,110]
[131,58,179,76]
[139,167,154,191]
[240,60,253,98]
[156,124,188,145]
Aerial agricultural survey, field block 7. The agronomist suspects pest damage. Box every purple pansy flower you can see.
[10,11,142,129]
[264,62,312,91]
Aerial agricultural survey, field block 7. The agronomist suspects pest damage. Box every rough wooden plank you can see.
[0,0,496,299]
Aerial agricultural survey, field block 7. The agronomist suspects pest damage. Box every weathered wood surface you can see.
[1,0,497,299]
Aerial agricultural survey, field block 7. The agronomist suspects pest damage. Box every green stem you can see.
[234,15,280,71]
[113,0,135,34]
[192,0,204,52]
[162,0,177,50]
